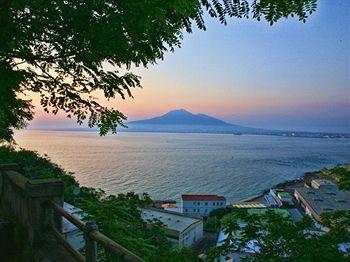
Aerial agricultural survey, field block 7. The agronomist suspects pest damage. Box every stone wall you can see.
[0,164,64,249]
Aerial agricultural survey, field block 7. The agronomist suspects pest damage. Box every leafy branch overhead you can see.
[0,0,317,141]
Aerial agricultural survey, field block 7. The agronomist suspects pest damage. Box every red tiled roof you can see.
[181,194,226,201]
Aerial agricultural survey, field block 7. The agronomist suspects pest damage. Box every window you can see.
[213,202,215,206]
[205,202,208,206]
[193,208,196,212]
[220,202,223,206]
[198,202,200,206]
[185,208,188,212]
[205,209,208,213]
[193,202,196,205]
[217,202,219,206]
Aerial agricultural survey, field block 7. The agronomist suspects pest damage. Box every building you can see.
[141,208,203,248]
[294,185,350,222]
[181,194,226,217]
[311,179,336,189]
[62,202,85,250]
[268,189,293,206]
[264,194,279,207]
[276,192,294,206]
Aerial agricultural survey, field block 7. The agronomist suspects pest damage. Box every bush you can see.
[208,207,232,220]
[203,207,233,233]
[204,216,219,232]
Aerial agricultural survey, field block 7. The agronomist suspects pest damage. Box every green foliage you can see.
[330,167,350,191]
[0,0,317,141]
[322,210,350,245]
[208,208,348,261]
[209,207,233,220]
[0,146,197,261]
[0,61,33,142]
[204,207,233,232]
[204,216,219,232]
[0,145,80,200]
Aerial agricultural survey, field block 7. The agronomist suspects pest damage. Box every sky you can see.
[29,0,350,133]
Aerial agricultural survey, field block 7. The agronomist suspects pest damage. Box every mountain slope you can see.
[127,109,261,134]
[129,109,232,126]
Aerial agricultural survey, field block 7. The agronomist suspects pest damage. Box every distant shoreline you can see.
[22,128,350,139]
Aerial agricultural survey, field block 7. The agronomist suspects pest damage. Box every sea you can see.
[14,130,350,202]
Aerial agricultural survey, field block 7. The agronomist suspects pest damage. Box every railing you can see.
[0,163,144,261]
[50,201,144,262]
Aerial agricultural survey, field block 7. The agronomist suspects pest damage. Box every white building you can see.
[181,194,226,217]
[141,208,203,248]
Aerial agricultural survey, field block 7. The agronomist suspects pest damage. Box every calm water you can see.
[15,130,350,202]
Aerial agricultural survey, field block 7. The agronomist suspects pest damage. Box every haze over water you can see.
[15,130,350,202]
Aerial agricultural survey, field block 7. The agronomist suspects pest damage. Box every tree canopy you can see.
[208,208,349,261]
[330,167,350,191]
[208,176,350,261]
[0,0,317,142]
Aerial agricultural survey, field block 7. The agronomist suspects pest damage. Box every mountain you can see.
[129,109,232,126]
[40,109,348,138]
[123,109,350,138]
[127,109,261,134]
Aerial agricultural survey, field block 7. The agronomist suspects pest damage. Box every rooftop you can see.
[277,192,292,198]
[141,208,202,233]
[247,208,290,217]
[295,187,350,216]
[181,194,226,201]
[161,203,178,209]
[232,201,266,209]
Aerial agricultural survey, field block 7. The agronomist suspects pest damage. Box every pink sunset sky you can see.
[27,1,350,133]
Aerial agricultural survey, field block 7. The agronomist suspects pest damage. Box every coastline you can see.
[240,163,349,204]
[20,128,350,139]
[156,164,347,207]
